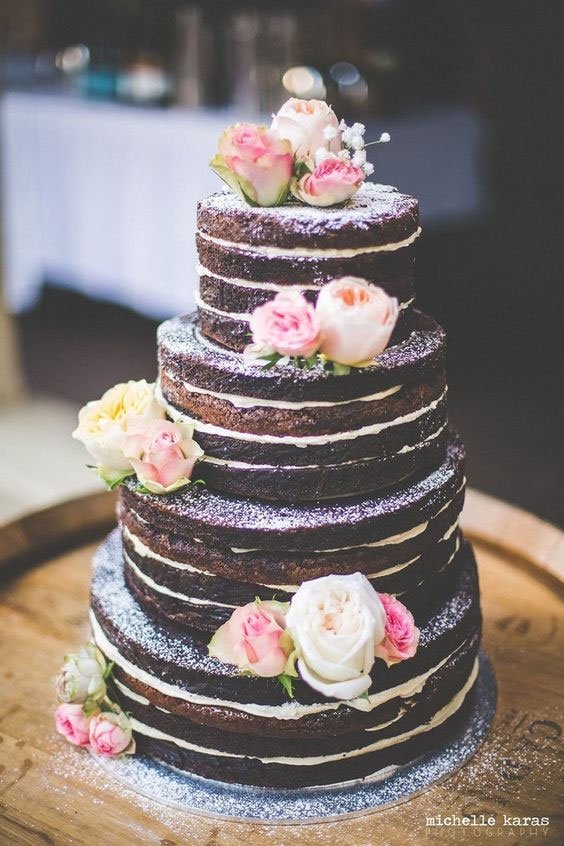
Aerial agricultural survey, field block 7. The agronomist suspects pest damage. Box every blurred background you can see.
[0,0,561,525]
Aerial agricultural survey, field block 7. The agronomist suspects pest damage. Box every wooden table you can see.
[1,490,563,846]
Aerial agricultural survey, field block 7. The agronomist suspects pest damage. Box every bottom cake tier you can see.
[90,530,481,788]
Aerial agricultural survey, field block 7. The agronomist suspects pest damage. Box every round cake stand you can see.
[0,489,562,845]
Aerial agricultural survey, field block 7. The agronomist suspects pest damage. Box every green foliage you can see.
[278,673,296,699]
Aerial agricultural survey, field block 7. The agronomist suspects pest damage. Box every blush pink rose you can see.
[89,711,135,757]
[55,703,91,748]
[271,98,341,160]
[316,277,399,366]
[211,123,293,207]
[375,593,420,666]
[209,601,293,678]
[125,419,204,494]
[292,157,364,207]
[249,291,321,358]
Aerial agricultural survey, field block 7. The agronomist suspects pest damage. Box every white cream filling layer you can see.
[199,425,446,471]
[90,609,465,719]
[366,521,458,579]
[126,660,478,766]
[197,226,422,258]
[126,478,463,557]
[195,291,414,322]
[157,384,446,447]
[229,479,464,554]
[124,552,237,610]
[121,518,458,594]
[115,678,405,735]
[197,262,321,292]
[161,372,403,410]
[122,525,216,577]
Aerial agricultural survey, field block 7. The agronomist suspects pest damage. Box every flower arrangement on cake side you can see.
[54,642,135,758]
[211,97,389,209]
[244,276,399,375]
[72,379,204,493]
[208,572,420,705]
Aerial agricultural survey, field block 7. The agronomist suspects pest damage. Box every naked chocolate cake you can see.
[57,98,482,792]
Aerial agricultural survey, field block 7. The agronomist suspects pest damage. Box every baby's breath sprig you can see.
[313,121,390,178]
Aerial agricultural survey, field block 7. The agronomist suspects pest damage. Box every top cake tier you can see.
[196,183,420,352]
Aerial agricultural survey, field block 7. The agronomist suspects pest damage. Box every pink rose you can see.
[210,123,293,207]
[375,593,420,666]
[125,419,204,494]
[209,601,294,678]
[89,710,135,757]
[271,98,341,160]
[291,157,364,207]
[55,703,91,748]
[316,277,399,366]
[248,291,321,358]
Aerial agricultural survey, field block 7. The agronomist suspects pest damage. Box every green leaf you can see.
[293,158,313,179]
[261,358,280,370]
[103,660,115,681]
[95,467,135,490]
[82,697,101,718]
[278,673,295,699]
[332,362,351,377]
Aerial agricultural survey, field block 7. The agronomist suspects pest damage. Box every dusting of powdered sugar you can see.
[197,183,419,244]
[122,436,464,539]
[157,312,444,392]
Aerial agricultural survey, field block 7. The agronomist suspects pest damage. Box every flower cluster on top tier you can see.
[54,642,135,758]
[210,98,389,208]
[208,573,419,705]
[73,379,204,494]
[245,276,399,374]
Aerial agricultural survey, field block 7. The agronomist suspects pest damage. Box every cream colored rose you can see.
[271,98,341,160]
[73,379,165,474]
[316,277,399,366]
[285,573,387,701]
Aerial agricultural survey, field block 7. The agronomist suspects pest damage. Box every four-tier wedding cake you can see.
[56,98,482,792]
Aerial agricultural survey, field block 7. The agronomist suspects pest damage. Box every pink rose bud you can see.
[271,98,341,160]
[55,703,91,748]
[209,601,294,678]
[125,419,204,494]
[89,710,135,757]
[316,277,399,366]
[375,593,420,666]
[248,291,321,358]
[292,157,364,207]
[210,123,293,207]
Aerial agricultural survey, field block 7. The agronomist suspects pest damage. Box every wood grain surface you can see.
[0,490,563,846]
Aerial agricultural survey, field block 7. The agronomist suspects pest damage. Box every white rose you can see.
[286,573,386,700]
[316,277,399,366]
[271,98,341,160]
[55,642,108,704]
[73,379,165,472]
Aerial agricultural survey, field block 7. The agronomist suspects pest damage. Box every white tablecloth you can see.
[1,92,485,319]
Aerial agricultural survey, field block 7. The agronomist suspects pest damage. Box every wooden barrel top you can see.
[0,489,562,845]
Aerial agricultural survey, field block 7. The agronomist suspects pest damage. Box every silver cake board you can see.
[95,651,496,824]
